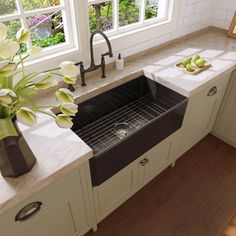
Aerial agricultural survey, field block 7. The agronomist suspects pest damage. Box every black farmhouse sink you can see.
[72,76,188,186]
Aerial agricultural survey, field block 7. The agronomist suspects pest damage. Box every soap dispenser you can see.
[115,53,124,70]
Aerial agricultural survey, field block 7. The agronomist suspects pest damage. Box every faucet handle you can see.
[102,52,113,58]
[75,61,83,66]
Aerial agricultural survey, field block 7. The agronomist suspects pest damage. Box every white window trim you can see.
[88,0,170,38]
[0,0,180,72]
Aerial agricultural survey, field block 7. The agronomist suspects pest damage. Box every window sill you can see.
[24,47,80,72]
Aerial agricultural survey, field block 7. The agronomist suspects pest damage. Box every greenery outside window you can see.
[88,0,169,35]
[0,0,77,56]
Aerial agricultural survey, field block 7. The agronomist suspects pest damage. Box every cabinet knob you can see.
[15,201,42,222]
[140,160,146,166]
[140,158,149,166]
[207,86,218,96]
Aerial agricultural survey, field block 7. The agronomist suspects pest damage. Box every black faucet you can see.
[75,30,113,88]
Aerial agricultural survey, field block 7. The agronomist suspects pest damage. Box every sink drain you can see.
[114,123,130,139]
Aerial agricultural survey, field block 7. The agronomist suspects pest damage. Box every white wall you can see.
[212,0,236,29]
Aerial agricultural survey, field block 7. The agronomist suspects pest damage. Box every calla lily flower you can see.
[60,103,78,116]
[0,40,20,59]
[55,114,73,128]
[0,23,7,42]
[63,76,77,84]
[33,73,58,89]
[55,88,74,103]
[0,60,17,77]
[29,46,42,57]
[60,61,79,78]
[16,107,37,127]
[16,28,31,44]
[0,89,17,106]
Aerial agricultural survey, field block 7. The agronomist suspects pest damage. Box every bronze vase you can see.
[0,120,36,178]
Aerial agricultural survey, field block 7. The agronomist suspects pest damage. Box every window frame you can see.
[0,0,78,59]
[87,0,171,38]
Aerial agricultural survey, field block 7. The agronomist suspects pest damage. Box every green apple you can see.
[192,54,200,63]
[186,64,195,72]
[182,57,191,67]
[195,58,206,68]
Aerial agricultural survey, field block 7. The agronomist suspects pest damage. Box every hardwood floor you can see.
[86,135,236,236]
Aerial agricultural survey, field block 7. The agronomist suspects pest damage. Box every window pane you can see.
[119,0,140,27]
[22,0,61,11]
[89,2,113,32]
[3,19,21,41]
[27,11,65,48]
[145,0,158,20]
[0,0,17,16]
[3,19,27,53]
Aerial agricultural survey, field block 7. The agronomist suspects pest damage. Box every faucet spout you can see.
[90,30,113,67]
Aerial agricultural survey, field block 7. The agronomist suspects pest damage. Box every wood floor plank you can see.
[86,135,236,236]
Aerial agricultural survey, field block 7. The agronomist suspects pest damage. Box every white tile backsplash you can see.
[177,0,214,34]
[212,0,236,29]
[175,0,235,37]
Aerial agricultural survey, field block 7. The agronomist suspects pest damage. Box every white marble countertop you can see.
[0,27,236,216]
[143,49,236,97]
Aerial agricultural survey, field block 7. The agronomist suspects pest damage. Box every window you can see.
[0,0,77,56]
[88,0,170,35]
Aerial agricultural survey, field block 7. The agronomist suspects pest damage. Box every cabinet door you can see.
[1,168,93,236]
[93,160,139,222]
[215,90,236,146]
[178,75,230,157]
[7,188,86,236]
[139,136,173,185]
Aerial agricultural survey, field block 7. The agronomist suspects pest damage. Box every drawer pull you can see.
[207,86,218,96]
[15,201,42,222]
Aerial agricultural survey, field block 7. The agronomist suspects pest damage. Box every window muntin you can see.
[22,0,61,11]
[88,0,170,35]
[0,0,76,56]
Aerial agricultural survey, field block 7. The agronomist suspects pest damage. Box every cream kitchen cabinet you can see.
[93,132,177,223]
[0,162,96,236]
[176,73,231,158]
[213,71,236,147]
[138,132,177,187]
[93,158,140,222]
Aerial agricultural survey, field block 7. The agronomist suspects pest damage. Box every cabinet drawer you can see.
[0,170,81,235]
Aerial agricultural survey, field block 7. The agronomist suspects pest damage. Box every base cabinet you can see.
[214,71,236,147]
[176,73,230,158]
[138,135,173,186]
[93,159,139,222]
[0,163,96,236]
[93,132,177,222]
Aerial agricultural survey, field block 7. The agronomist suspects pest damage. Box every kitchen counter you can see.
[0,114,93,215]
[1,27,236,215]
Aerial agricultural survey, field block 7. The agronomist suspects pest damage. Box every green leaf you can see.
[14,73,37,90]
[0,117,18,140]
